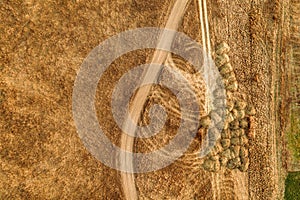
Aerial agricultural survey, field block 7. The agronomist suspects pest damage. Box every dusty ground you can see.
[0,0,292,199]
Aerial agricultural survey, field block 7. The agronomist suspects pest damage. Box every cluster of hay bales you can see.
[135,43,256,173]
[201,42,256,172]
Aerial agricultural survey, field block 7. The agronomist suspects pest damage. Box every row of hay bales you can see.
[200,42,256,172]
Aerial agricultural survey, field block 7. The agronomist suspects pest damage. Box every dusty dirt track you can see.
[0,0,291,199]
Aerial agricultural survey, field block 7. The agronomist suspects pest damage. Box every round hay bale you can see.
[221,139,231,149]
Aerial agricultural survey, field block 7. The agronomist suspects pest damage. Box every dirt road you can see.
[119,1,191,199]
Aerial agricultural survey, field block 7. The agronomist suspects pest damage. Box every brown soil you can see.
[0,0,291,199]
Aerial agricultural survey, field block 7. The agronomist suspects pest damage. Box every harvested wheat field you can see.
[0,0,299,199]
